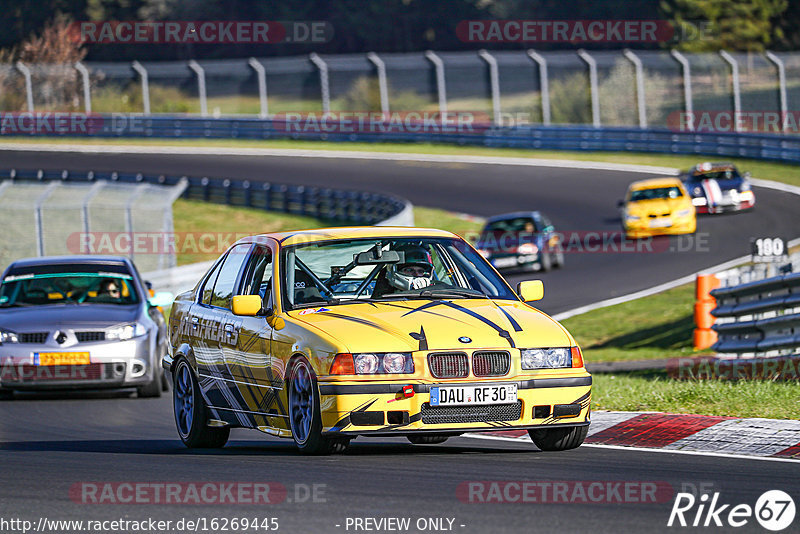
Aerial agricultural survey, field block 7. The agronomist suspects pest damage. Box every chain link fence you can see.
[0,176,186,273]
[3,49,799,132]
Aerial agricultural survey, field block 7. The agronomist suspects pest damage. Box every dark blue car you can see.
[682,162,755,214]
[476,211,564,272]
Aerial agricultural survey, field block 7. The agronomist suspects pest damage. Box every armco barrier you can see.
[710,272,800,356]
[9,116,800,165]
[1,168,413,227]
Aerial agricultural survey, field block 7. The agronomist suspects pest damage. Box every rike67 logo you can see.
[668,490,795,531]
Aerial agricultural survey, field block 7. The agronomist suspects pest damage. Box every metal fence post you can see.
[765,51,788,133]
[161,178,189,269]
[248,58,269,118]
[577,49,600,128]
[34,182,60,257]
[425,51,447,115]
[366,52,389,116]
[670,50,694,131]
[478,50,501,126]
[623,49,647,129]
[188,60,208,117]
[131,61,150,115]
[75,62,92,113]
[309,53,330,113]
[719,51,741,132]
[526,50,550,126]
[15,61,34,112]
[80,181,106,254]
[125,184,150,262]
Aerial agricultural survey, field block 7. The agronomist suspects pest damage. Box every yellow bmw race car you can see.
[620,177,697,239]
[164,227,591,454]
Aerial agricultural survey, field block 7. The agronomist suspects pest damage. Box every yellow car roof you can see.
[240,226,458,247]
[628,177,683,191]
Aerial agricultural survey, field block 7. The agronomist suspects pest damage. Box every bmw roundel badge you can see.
[458,336,472,344]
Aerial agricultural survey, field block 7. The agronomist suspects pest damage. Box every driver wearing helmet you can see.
[373,246,435,297]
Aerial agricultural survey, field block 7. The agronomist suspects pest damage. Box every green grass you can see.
[171,199,483,265]
[6,137,800,187]
[561,283,711,363]
[591,371,800,419]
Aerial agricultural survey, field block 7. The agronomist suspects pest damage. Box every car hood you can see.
[627,197,689,216]
[0,304,139,331]
[287,299,572,353]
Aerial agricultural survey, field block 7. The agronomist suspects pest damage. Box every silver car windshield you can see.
[281,237,518,309]
[0,272,140,307]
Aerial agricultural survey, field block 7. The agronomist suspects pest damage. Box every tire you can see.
[0,388,14,401]
[173,359,230,448]
[137,369,163,398]
[539,251,552,272]
[553,250,565,269]
[288,358,349,455]
[529,425,588,451]
[407,435,449,445]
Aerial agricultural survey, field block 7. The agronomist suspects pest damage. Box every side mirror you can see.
[232,295,264,316]
[517,280,544,302]
[617,200,625,209]
[148,291,174,308]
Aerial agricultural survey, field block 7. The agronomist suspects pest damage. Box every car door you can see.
[224,243,288,431]
[193,244,251,419]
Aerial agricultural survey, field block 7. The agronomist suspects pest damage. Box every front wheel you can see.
[288,358,349,455]
[173,359,229,448]
[529,425,588,451]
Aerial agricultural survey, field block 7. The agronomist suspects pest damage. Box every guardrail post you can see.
[577,50,600,128]
[15,61,34,112]
[623,49,647,129]
[248,58,269,118]
[719,51,742,132]
[425,50,447,115]
[765,51,788,133]
[670,50,694,131]
[694,273,720,350]
[526,50,551,126]
[366,52,390,116]
[75,62,92,113]
[478,50,501,126]
[188,60,208,117]
[309,53,330,113]
[34,182,60,256]
[125,184,150,261]
[131,61,151,115]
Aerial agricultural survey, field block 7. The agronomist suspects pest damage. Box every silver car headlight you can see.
[676,209,692,217]
[625,214,641,222]
[0,328,18,345]
[106,323,147,341]
[521,348,571,369]
[352,352,413,374]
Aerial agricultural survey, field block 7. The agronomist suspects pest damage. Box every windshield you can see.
[629,186,684,202]
[483,217,538,234]
[281,237,518,309]
[691,169,740,181]
[0,271,139,307]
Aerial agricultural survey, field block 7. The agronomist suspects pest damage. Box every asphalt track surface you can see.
[1,148,799,533]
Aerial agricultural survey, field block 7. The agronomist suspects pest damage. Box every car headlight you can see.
[332,352,414,375]
[0,328,18,345]
[521,347,572,369]
[625,214,641,222]
[692,197,707,206]
[676,209,692,217]
[517,243,539,255]
[740,190,754,200]
[106,323,147,341]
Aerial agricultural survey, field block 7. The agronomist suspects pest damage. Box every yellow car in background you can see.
[164,227,591,455]
[620,178,697,239]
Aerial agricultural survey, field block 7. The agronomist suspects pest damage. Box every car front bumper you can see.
[317,375,591,436]
[487,252,542,271]
[0,336,154,390]
[624,216,696,239]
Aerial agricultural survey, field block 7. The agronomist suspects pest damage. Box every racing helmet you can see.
[388,246,434,291]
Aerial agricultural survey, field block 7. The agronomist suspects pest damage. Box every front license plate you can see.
[34,352,91,366]
[491,257,518,268]
[430,384,517,406]
[649,218,672,228]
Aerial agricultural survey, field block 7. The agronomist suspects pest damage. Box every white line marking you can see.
[462,433,800,463]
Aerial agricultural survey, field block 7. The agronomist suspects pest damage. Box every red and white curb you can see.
[468,411,800,460]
